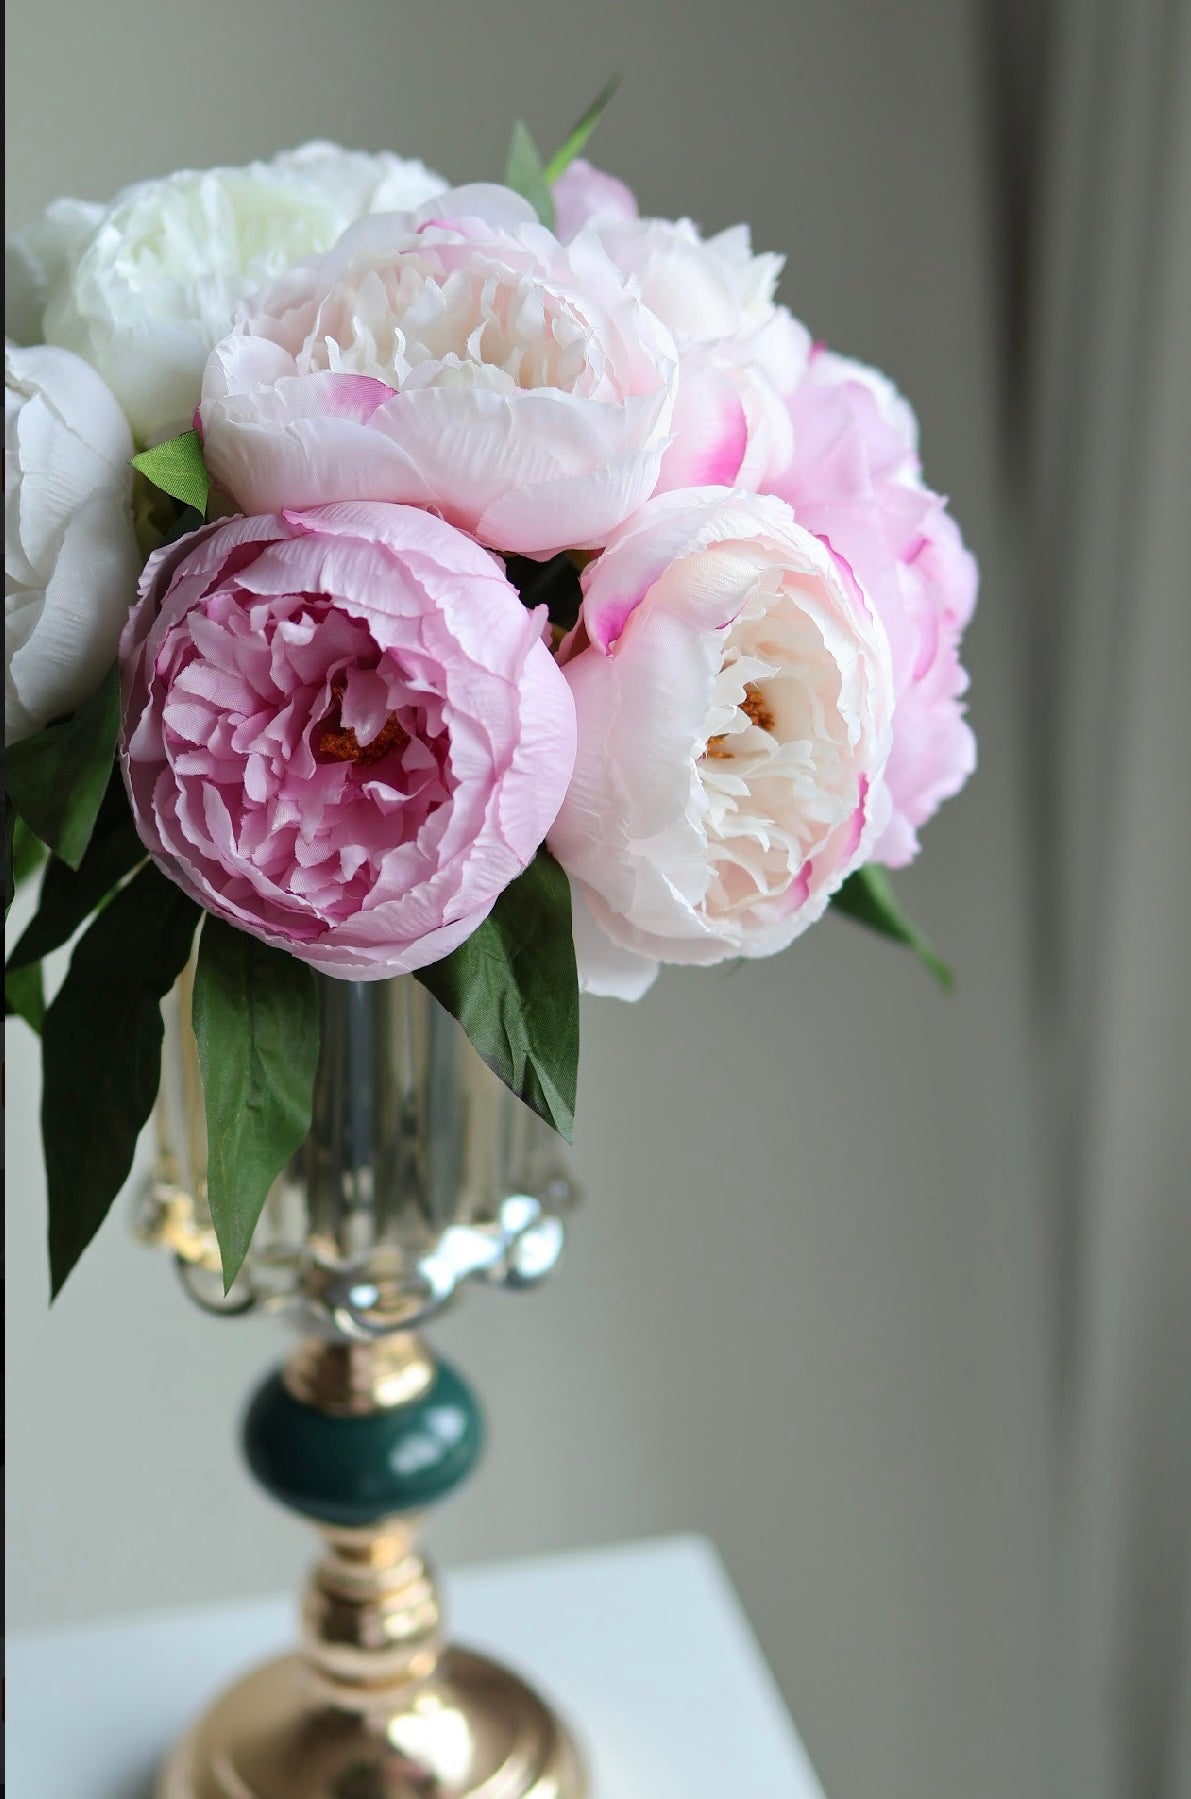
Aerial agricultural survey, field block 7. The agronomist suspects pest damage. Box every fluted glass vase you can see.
[137,971,585,1799]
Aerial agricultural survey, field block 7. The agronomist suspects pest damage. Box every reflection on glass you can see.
[137,972,576,1331]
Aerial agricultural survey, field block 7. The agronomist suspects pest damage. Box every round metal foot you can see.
[158,1644,586,1799]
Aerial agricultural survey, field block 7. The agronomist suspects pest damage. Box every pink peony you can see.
[120,503,575,977]
[573,207,810,496]
[551,158,639,239]
[548,488,894,999]
[199,185,677,560]
[764,348,977,866]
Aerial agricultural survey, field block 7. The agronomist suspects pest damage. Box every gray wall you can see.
[4,6,1057,1798]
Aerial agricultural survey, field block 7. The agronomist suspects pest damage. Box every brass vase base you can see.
[157,1337,586,1798]
[158,1644,585,1799]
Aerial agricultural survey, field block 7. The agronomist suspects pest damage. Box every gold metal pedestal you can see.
[158,1645,583,1798]
[157,1337,585,1799]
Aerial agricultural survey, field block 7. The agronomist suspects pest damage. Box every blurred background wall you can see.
[3,3,1093,1798]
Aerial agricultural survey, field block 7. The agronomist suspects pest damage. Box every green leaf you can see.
[131,467,182,558]
[504,120,555,228]
[2,796,46,916]
[417,849,579,1140]
[2,795,45,914]
[12,812,47,888]
[831,864,954,990]
[4,794,15,915]
[8,775,145,971]
[131,428,209,516]
[542,76,622,183]
[5,666,121,869]
[5,960,45,1033]
[42,863,202,1297]
[191,917,319,1292]
[503,551,584,633]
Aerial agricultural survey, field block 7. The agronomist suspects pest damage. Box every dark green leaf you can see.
[131,460,208,559]
[131,467,183,558]
[8,775,145,971]
[42,863,201,1297]
[504,121,555,228]
[12,812,47,888]
[131,428,209,516]
[6,960,45,1033]
[503,551,584,633]
[2,799,45,916]
[164,504,206,546]
[832,864,954,990]
[542,76,622,183]
[191,917,319,1292]
[417,849,579,1140]
[5,666,121,869]
[4,794,15,915]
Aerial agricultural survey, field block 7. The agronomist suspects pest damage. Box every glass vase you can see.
[136,970,585,1799]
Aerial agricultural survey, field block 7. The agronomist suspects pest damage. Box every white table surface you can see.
[7,1534,824,1798]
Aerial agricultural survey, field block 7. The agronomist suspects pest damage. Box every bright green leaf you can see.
[8,775,145,971]
[131,428,209,516]
[417,849,579,1140]
[5,666,121,870]
[542,76,622,183]
[5,960,45,1033]
[42,863,202,1297]
[832,864,954,990]
[504,120,555,228]
[191,917,319,1292]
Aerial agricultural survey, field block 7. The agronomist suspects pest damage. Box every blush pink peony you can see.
[551,158,639,239]
[564,186,810,496]
[548,488,895,998]
[120,503,575,977]
[764,347,977,866]
[199,185,677,559]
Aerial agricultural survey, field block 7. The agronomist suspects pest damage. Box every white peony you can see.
[5,198,104,346]
[548,488,895,998]
[5,341,141,744]
[26,143,445,444]
[268,140,446,219]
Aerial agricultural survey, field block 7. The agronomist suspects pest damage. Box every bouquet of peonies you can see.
[5,93,976,1297]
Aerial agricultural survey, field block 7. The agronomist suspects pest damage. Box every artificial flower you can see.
[765,347,977,865]
[548,487,895,997]
[32,144,445,443]
[199,185,677,558]
[551,157,639,238]
[571,193,810,493]
[5,339,139,744]
[5,198,103,346]
[120,502,575,975]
